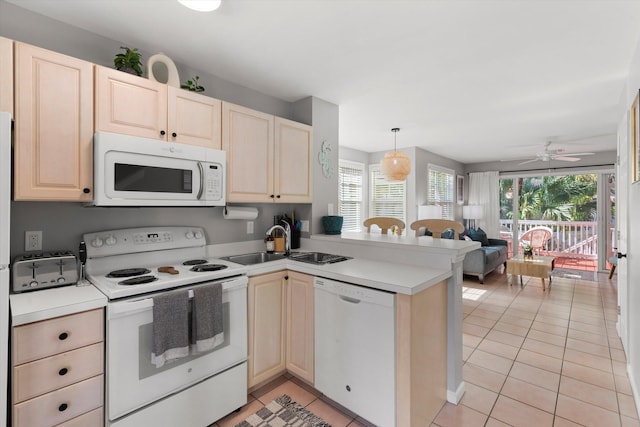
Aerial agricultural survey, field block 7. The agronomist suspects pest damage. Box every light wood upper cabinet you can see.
[223,102,312,203]
[247,271,287,388]
[0,37,13,116]
[95,66,221,148]
[285,271,314,383]
[275,117,313,203]
[14,42,94,201]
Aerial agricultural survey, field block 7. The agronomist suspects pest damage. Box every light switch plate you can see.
[301,220,310,232]
[247,221,254,234]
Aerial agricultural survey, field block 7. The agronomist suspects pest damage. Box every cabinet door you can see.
[247,271,286,388]
[222,102,274,203]
[285,271,314,383]
[168,86,222,149]
[14,43,93,201]
[95,65,167,140]
[0,37,13,116]
[275,117,313,203]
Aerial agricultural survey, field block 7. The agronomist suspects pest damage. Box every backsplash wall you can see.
[10,202,311,257]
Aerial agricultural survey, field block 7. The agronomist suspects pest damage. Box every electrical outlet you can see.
[247,221,254,234]
[25,230,42,251]
[301,220,310,232]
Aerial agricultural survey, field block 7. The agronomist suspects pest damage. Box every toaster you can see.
[12,251,78,293]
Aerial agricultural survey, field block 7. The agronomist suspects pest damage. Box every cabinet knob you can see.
[270,195,275,198]
[58,403,68,412]
[284,275,289,280]
[276,195,281,199]
[82,188,90,194]
[618,252,627,259]
[58,367,69,376]
[58,332,69,341]
[172,132,177,138]
[160,130,166,136]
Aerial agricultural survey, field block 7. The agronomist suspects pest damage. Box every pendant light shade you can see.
[380,128,411,181]
[178,0,221,12]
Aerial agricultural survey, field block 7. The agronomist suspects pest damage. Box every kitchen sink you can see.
[289,252,352,265]
[220,252,287,265]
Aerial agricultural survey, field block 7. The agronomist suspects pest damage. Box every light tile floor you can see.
[212,268,635,427]
[434,269,637,427]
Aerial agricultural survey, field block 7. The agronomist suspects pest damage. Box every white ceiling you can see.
[9,0,640,163]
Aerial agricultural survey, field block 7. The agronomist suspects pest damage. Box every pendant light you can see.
[380,128,411,181]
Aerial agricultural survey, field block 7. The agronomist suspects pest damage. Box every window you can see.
[338,160,364,232]
[428,164,455,219]
[369,165,406,224]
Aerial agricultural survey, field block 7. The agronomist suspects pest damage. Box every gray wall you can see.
[2,1,336,256]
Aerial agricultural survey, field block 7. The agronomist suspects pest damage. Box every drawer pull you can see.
[58,332,69,341]
[58,367,69,376]
[58,403,68,412]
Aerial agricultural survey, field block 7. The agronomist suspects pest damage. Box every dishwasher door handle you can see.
[339,295,361,304]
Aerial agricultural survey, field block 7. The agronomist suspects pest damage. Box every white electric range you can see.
[83,226,248,427]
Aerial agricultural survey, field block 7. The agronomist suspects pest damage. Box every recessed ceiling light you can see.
[178,0,221,12]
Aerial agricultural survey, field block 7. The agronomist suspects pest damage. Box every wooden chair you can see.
[363,217,406,235]
[410,219,465,238]
[519,226,553,255]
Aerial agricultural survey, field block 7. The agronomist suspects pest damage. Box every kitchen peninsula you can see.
[210,231,478,425]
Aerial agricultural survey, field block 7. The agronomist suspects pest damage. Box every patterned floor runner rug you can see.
[234,394,331,427]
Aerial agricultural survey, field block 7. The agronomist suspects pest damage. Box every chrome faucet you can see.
[266,220,291,255]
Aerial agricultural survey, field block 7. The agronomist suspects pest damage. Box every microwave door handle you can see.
[196,162,205,200]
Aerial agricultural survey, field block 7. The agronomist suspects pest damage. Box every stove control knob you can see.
[194,231,203,239]
[91,237,104,248]
[56,277,66,284]
[29,281,38,288]
[185,231,194,239]
[106,235,117,246]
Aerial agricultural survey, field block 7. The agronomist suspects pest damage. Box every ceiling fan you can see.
[516,141,595,166]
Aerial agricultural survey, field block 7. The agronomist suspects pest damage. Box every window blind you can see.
[370,165,406,223]
[428,165,455,219]
[338,160,364,232]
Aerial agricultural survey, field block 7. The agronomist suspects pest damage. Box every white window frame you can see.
[368,164,407,228]
[338,159,365,232]
[428,164,455,220]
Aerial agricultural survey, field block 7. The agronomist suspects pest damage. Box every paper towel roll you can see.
[223,206,259,220]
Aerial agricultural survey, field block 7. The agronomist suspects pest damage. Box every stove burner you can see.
[107,268,151,278]
[190,264,228,273]
[183,259,208,266]
[118,275,158,286]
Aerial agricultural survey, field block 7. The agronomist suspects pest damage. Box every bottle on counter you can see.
[265,235,275,253]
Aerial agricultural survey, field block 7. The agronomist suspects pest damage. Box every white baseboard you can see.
[627,363,640,420]
[447,381,465,404]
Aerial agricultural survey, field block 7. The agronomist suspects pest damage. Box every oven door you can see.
[105,276,247,421]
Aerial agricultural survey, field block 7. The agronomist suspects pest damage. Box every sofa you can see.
[462,228,508,284]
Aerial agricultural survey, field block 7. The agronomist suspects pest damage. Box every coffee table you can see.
[506,255,555,290]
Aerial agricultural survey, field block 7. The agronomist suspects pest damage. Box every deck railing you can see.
[498,219,600,259]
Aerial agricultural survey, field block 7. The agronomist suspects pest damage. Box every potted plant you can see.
[181,75,205,92]
[114,46,143,76]
[523,244,533,260]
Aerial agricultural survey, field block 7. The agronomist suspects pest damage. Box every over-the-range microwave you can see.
[91,132,225,207]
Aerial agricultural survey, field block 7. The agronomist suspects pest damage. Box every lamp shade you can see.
[380,151,411,181]
[463,205,483,219]
[418,205,442,219]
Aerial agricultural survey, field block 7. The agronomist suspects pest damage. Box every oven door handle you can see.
[108,298,154,319]
[108,289,200,319]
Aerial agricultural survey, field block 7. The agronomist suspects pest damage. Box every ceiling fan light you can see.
[178,0,221,12]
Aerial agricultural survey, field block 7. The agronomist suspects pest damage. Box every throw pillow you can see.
[469,228,489,246]
[424,228,433,236]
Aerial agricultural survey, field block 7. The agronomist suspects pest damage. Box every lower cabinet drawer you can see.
[13,375,103,427]
[56,407,103,427]
[13,309,104,365]
[13,343,104,403]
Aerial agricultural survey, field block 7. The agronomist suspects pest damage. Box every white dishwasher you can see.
[314,277,396,427]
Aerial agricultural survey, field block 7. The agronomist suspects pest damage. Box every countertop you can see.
[242,257,451,295]
[10,284,107,326]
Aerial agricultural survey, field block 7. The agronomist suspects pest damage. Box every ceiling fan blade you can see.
[559,152,595,157]
[517,158,539,166]
[553,156,581,162]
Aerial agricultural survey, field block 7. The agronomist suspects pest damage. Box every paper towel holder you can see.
[223,205,259,220]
